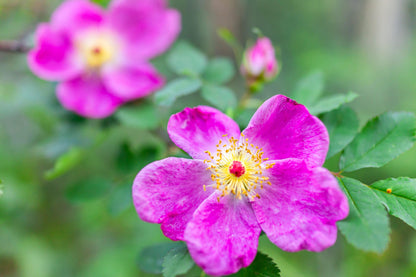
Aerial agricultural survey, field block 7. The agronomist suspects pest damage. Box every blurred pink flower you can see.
[133,95,348,276]
[241,37,278,82]
[28,0,181,118]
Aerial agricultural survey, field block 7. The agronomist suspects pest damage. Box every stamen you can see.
[203,134,274,201]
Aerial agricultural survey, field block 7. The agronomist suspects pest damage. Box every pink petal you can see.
[132,158,213,240]
[51,0,104,35]
[247,47,266,75]
[243,95,329,167]
[264,59,278,80]
[184,193,261,276]
[28,24,83,81]
[107,0,181,60]
[102,63,164,100]
[251,159,349,252]
[168,106,241,160]
[56,75,123,118]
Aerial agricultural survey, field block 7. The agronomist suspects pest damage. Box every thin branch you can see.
[0,40,30,53]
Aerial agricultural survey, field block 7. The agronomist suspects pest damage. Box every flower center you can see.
[229,161,245,177]
[76,30,119,69]
[203,133,275,201]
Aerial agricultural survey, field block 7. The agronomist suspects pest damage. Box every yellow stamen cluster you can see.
[77,31,118,68]
[203,133,275,201]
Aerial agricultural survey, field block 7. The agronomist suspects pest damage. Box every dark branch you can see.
[0,40,30,53]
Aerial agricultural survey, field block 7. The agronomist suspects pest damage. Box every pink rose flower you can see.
[28,0,181,118]
[132,95,349,276]
[241,37,278,81]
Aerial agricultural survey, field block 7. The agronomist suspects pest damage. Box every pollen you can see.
[203,133,274,201]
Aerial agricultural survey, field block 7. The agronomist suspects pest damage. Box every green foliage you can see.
[201,84,237,111]
[229,252,280,277]
[137,242,184,274]
[167,41,207,76]
[339,112,416,172]
[91,0,111,7]
[370,178,416,230]
[202,57,235,84]
[65,177,112,203]
[291,71,324,106]
[162,245,194,277]
[154,78,202,106]
[217,28,243,59]
[309,92,358,115]
[106,183,132,216]
[45,147,84,180]
[117,143,162,174]
[115,102,159,130]
[321,105,359,158]
[337,177,390,253]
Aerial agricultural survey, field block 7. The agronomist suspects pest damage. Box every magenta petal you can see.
[107,0,181,60]
[51,0,104,35]
[184,193,261,276]
[133,158,212,240]
[28,24,83,81]
[243,95,329,167]
[56,75,123,118]
[102,63,164,100]
[252,159,349,252]
[168,106,241,160]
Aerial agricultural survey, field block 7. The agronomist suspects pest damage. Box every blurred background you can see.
[1,0,416,276]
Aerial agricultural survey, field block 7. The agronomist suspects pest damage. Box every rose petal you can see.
[184,193,261,276]
[51,0,104,35]
[107,0,181,60]
[102,63,164,100]
[56,75,123,118]
[243,94,329,167]
[251,159,349,252]
[28,24,83,81]
[133,158,213,240]
[168,106,241,160]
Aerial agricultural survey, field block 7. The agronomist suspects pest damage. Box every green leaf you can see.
[137,242,184,274]
[337,177,390,253]
[162,245,194,277]
[115,102,158,130]
[217,28,243,58]
[339,112,416,172]
[65,177,112,203]
[309,92,358,115]
[370,177,416,230]
[235,108,257,128]
[167,41,207,76]
[291,71,324,106]
[201,84,237,111]
[202,57,235,84]
[117,143,161,174]
[45,147,84,180]
[0,179,3,197]
[91,0,111,7]
[154,78,202,106]
[229,252,280,277]
[107,183,132,216]
[321,105,359,159]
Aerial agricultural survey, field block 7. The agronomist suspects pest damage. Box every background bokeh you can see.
[1,0,416,276]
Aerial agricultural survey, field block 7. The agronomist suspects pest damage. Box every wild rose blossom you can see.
[28,0,180,118]
[133,95,349,276]
[241,37,278,82]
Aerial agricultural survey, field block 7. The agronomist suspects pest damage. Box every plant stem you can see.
[0,40,29,53]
